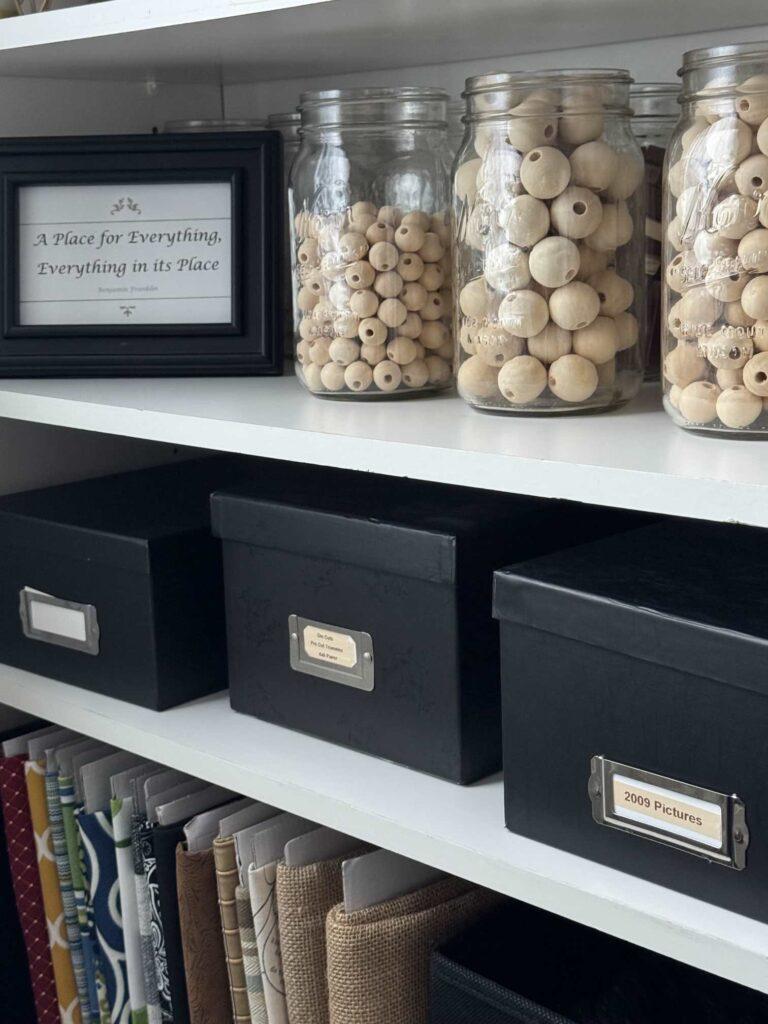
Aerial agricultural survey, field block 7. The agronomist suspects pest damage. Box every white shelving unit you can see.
[0,0,767,1003]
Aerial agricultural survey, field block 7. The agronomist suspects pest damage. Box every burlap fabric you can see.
[326,877,501,1024]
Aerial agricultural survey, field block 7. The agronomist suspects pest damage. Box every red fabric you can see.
[0,754,59,1024]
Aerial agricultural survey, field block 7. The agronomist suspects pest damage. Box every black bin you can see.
[494,518,768,921]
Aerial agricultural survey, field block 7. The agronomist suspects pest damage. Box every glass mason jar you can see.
[290,87,454,398]
[663,44,768,435]
[454,70,646,414]
[630,83,679,381]
[268,112,302,352]
[448,100,466,157]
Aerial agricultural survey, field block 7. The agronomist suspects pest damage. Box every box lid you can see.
[493,519,768,696]
[0,456,246,574]
[211,476,547,584]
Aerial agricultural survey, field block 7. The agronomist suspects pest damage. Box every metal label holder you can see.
[19,588,100,656]
[289,614,374,692]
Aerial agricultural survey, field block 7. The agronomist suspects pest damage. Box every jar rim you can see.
[300,86,449,106]
[163,118,265,132]
[267,112,300,127]
[629,82,679,96]
[680,41,768,75]
[464,68,632,95]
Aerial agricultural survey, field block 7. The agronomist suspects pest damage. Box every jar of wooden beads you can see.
[454,70,646,414]
[291,87,454,397]
[663,43,768,435]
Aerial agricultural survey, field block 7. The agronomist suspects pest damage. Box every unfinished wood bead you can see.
[584,201,633,251]
[419,264,444,291]
[527,323,571,363]
[420,292,446,321]
[500,195,550,248]
[297,238,320,267]
[400,211,431,231]
[705,117,753,165]
[716,384,763,427]
[505,110,558,153]
[741,275,768,319]
[759,117,768,157]
[457,355,499,400]
[344,360,374,393]
[549,281,600,331]
[377,298,408,328]
[425,355,452,384]
[559,111,604,146]
[373,359,403,391]
[753,319,768,350]
[667,383,682,409]
[529,236,580,289]
[418,232,445,262]
[302,362,324,392]
[460,277,497,320]
[400,312,423,339]
[421,321,450,350]
[724,300,755,328]
[455,158,482,203]
[386,336,419,365]
[614,311,640,351]
[605,150,645,201]
[572,316,617,364]
[374,271,403,299]
[548,353,599,402]
[596,358,616,388]
[402,359,430,388]
[366,221,396,244]
[496,354,547,404]
[665,251,702,294]
[703,328,752,369]
[378,206,402,226]
[358,317,387,346]
[575,244,609,281]
[369,241,399,271]
[550,187,603,240]
[663,342,708,386]
[299,317,321,341]
[475,325,524,366]
[320,361,347,391]
[339,232,369,262]
[716,366,744,388]
[345,260,376,290]
[296,339,311,365]
[484,243,530,292]
[735,77,768,126]
[678,380,720,423]
[435,338,454,360]
[400,282,428,311]
[397,252,424,282]
[499,289,550,338]
[588,269,633,315]
[329,338,360,366]
[349,289,379,318]
[704,258,749,301]
[459,323,478,354]
[743,351,768,395]
[360,342,387,365]
[569,141,618,194]
[348,214,378,236]
[297,285,320,312]
[667,217,684,252]
[351,200,377,221]
[712,194,758,240]
[735,154,768,197]
[737,228,768,273]
[520,146,571,199]
[394,223,426,253]
[328,280,352,309]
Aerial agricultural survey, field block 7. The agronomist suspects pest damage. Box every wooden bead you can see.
[716,384,763,427]
[328,337,360,366]
[397,253,424,282]
[333,313,361,338]
[459,323,478,354]
[320,361,346,392]
[737,228,768,273]
[394,223,426,253]
[716,366,744,388]
[500,195,550,250]
[568,140,618,194]
[703,328,752,369]
[588,269,633,315]
[705,117,753,165]
[475,325,524,366]
[377,205,402,226]
[735,154,768,196]
[369,241,399,272]
[314,297,335,322]
[704,258,749,301]
[320,252,347,281]
[348,213,378,236]
[753,319,768,351]
[402,358,430,388]
[419,264,444,291]
[548,353,599,402]
[735,77,768,126]
[373,359,402,392]
[400,211,431,231]
[724,300,755,327]
[358,317,387,346]
[386,336,419,365]
[667,217,684,252]
[675,185,699,224]
[418,233,445,263]
[497,355,547,404]
[743,351,768,395]
[457,355,499,400]
[298,285,322,312]
[520,146,571,200]
[421,321,450,350]
[499,289,550,338]
[455,158,482,203]
[614,311,640,351]
[605,150,645,201]
[295,339,311,365]
[299,316,321,340]
[505,111,558,153]
[693,229,737,264]
[667,160,686,198]
[484,243,530,292]
[339,232,369,261]
[572,315,617,364]
[527,322,571,363]
[435,337,454,360]
[758,116,768,157]
[377,297,408,328]
[400,311,423,339]
[584,201,633,251]
[663,342,708,386]
[550,187,603,240]
[360,342,386,365]
[575,244,609,281]
[395,281,426,312]
[351,200,377,220]
[297,238,320,267]
[667,383,682,409]
[349,289,379,318]
[328,280,352,310]
[343,360,374,393]
[673,286,722,335]
[549,281,600,331]
[529,236,580,288]
[302,362,324,392]
[345,260,376,290]
[665,251,702,294]
[366,221,396,244]
[678,380,720,423]
[425,355,452,384]
[374,271,403,299]
[596,358,616,388]
[712,194,758,240]
[741,275,768,319]
[460,277,497,319]
[420,292,446,321]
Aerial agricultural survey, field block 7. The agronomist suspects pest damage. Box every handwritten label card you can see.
[18,182,233,326]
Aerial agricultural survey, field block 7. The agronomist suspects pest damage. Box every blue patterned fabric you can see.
[78,809,130,1024]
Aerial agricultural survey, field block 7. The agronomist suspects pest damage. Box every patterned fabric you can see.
[176,844,233,1024]
[0,753,59,1024]
[214,837,250,1024]
[78,809,130,1024]
[236,883,266,1024]
[131,814,161,1024]
[248,862,288,1024]
[141,827,173,1022]
[111,797,148,1024]
[46,765,91,1021]
[0,763,37,1024]
[59,774,106,1024]
[152,824,191,1024]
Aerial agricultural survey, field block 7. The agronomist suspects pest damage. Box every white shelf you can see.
[0,377,766,527]
[0,0,764,83]
[0,663,766,993]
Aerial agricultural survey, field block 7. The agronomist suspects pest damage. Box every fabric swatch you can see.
[0,753,60,1024]
[236,882,266,1024]
[111,797,148,1024]
[46,763,91,1022]
[176,844,233,1024]
[214,836,250,1024]
[142,827,172,1022]
[248,863,287,1024]
[152,822,191,1024]
[325,877,502,1024]
[78,809,130,1024]
[131,814,161,1024]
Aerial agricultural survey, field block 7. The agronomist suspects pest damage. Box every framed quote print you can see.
[0,131,283,376]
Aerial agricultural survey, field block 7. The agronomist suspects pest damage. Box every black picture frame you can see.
[0,132,283,377]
